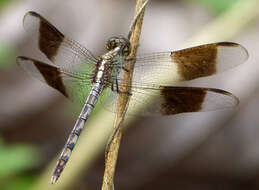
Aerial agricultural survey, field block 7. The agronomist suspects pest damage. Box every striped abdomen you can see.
[51,83,103,183]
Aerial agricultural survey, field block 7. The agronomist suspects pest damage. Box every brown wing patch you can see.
[18,56,68,97]
[28,12,64,61]
[171,44,218,80]
[160,87,206,115]
[35,60,68,97]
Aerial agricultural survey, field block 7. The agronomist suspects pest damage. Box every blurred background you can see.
[1,0,259,189]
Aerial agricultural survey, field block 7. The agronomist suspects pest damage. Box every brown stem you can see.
[101,1,147,190]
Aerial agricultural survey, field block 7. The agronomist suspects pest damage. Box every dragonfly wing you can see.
[104,42,245,115]
[101,85,239,116]
[128,42,248,86]
[23,11,97,74]
[17,56,92,105]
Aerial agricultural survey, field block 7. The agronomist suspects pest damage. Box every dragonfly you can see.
[17,11,248,184]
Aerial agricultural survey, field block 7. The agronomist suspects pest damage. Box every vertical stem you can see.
[101,1,147,190]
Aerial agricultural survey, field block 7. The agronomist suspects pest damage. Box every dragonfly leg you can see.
[111,80,115,92]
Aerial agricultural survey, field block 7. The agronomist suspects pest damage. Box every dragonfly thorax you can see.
[91,36,131,86]
[106,36,131,56]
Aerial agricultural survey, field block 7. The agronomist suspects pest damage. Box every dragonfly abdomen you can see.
[51,82,104,184]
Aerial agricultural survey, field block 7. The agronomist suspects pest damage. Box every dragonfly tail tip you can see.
[51,175,59,184]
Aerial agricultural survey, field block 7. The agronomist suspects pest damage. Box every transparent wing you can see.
[118,42,248,87]
[17,57,239,116]
[101,42,245,115]
[17,56,93,105]
[102,84,239,116]
[23,11,97,75]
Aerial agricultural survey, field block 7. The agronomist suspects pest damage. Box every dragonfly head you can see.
[106,36,131,56]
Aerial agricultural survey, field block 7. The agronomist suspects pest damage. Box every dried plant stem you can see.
[101,1,147,189]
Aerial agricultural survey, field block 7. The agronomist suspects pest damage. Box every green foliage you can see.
[188,0,241,14]
[0,139,40,190]
[0,43,15,69]
[0,0,14,8]
[1,176,37,190]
